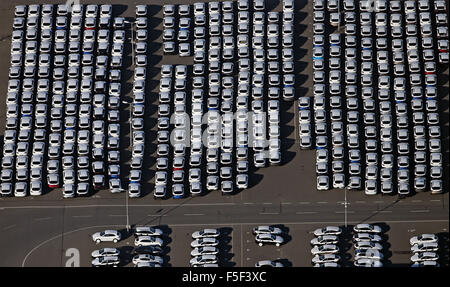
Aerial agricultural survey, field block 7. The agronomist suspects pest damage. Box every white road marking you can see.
[298,202,310,204]
[34,217,51,221]
[184,213,205,216]
[335,211,355,214]
[372,210,392,213]
[317,201,328,204]
[147,214,168,217]
[409,210,430,213]
[243,202,254,205]
[166,219,449,227]
[259,212,279,215]
[281,202,292,205]
[263,202,273,205]
[2,202,237,210]
[2,224,16,230]
[22,224,124,267]
[430,200,441,202]
[240,225,243,267]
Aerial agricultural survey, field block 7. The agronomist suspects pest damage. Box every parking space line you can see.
[430,200,441,202]
[243,202,254,205]
[259,212,279,215]
[147,214,168,217]
[316,201,328,204]
[240,225,243,267]
[2,224,16,231]
[71,215,93,218]
[263,202,273,205]
[34,217,51,221]
[281,202,292,205]
[298,202,310,204]
[372,210,392,213]
[335,211,355,214]
[409,210,430,213]
[184,213,205,216]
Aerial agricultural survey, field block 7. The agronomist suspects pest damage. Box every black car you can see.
[132,246,164,256]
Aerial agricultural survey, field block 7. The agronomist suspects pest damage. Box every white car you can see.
[311,254,340,264]
[354,241,383,251]
[314,262,340,267]
[134,226,163,237]
[135,236,164,247]
[354,258,383,267]
[255,234,284,247]
[313,226,342,236]
[310,235,339,246]
[92,230,121,243]
[411,242,439,253]
[353,224,382,234]
[255,260,284,267]
[411,261,440,267]
[132,254,164,265]
[191,247,219,257]
[190,255,218,266]
[411,252,439,262]
[353,233,382,242]
[191,238,219,248]
[311,244,339,255]
[91,248,120,258]
[355,249,384,261]
[192,229,220,239]
[252,225,283,235]
[135,262,162,267]
[91,256,120,267]
[410,234,438,245]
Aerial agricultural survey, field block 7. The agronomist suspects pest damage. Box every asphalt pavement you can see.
[0,0,448,267]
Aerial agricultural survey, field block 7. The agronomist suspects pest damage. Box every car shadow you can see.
[218,227,235,267]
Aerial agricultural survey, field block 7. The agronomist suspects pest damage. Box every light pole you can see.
[341,189,349,228]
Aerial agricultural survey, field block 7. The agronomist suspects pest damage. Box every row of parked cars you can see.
[310,226,342,267]
[351,224,385,267]
[125,5,151,198]
[311,0,445,195]
[310,224,386,267]
[90,227,165,267]
[410,233,440,267]
[1,4,130,198]
[189,229,222,267]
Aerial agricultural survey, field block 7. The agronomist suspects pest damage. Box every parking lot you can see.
[17,221,447,267]
[0,0,448,268]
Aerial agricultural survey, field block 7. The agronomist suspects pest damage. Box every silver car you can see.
[91,230,122,243]
[353,224,382,234]
[91,248,120,258]
[313,226,342,236]
[410,252,439,262]
[410,234,438,245]
[192,229,220,239]
[191,238,219,248]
